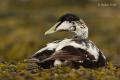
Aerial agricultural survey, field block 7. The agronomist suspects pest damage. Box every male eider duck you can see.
[28,13,107,69]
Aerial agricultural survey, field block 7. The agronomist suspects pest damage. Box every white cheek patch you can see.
[56,21,73,31]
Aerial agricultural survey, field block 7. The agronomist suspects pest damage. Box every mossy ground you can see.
[0,0,120,80]
[0,62,120,80]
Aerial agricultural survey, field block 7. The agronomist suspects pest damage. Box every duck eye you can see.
[70,26,76,31]
[80,26,84,28]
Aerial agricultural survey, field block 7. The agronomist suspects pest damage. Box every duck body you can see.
[28,13,107,69]
[30,37,106,68]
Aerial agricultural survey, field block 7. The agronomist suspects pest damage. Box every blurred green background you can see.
[0,0,120,64]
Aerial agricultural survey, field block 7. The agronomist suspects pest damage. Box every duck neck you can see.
[74,30,88,40]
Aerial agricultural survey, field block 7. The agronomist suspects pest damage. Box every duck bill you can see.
[44,22,60,35]
[44,26,56,35]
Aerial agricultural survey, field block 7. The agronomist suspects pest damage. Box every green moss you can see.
[0,0,119,80]
[0,62,120,80]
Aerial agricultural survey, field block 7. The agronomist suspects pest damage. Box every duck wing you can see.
[39,40,107,68]
[25,40,61,69]
[40,46,95,63]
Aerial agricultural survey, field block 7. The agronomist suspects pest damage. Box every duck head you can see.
[45,13,88,39]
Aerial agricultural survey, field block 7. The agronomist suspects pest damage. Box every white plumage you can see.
[28,13,107,69]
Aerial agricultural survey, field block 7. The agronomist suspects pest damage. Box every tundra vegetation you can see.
[0,0,120,80]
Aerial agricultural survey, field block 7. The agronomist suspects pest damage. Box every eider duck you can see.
[28,13,107,69]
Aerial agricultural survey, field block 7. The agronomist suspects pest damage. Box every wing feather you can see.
[40,46,96,63]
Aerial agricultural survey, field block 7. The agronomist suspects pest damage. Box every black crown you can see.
[58,13,80,22]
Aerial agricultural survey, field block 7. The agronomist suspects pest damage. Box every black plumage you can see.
[27,13,107,69]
